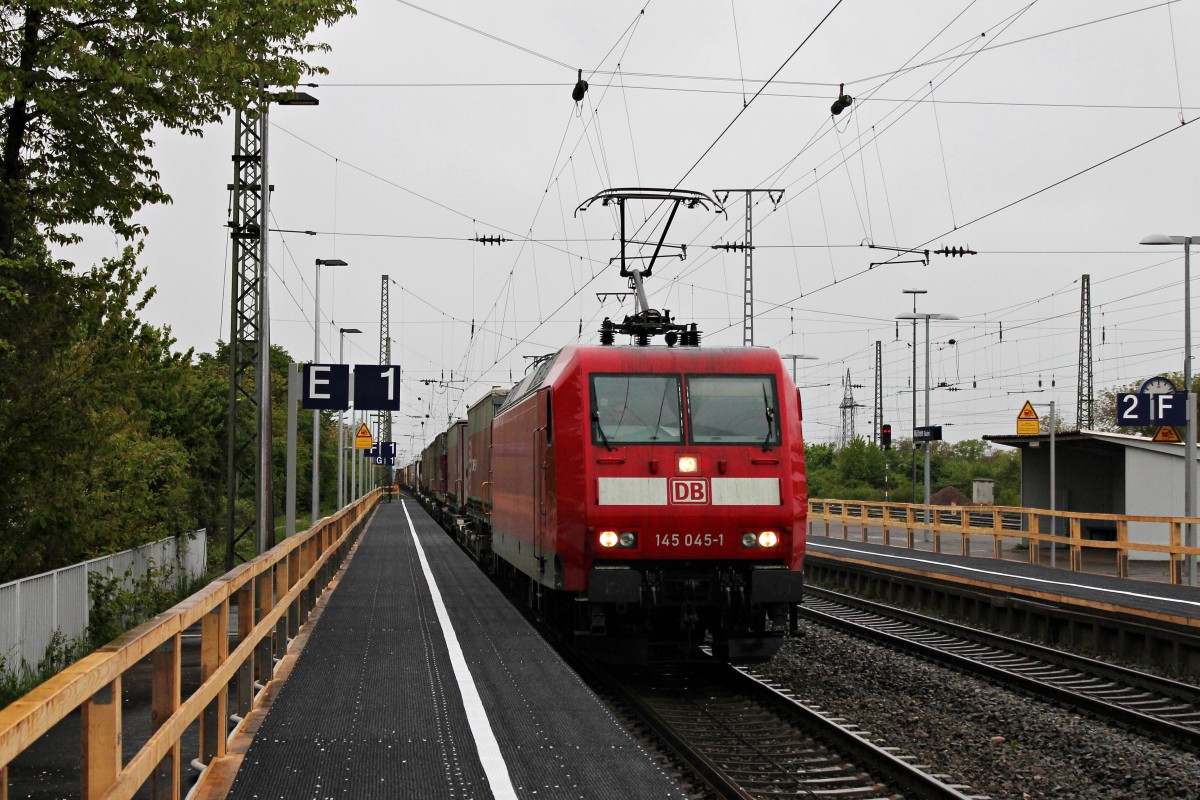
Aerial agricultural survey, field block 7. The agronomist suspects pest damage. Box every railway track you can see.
[801,586,1200,750]
[581,657,983,800]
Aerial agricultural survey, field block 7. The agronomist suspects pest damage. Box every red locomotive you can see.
[411,188,807,661]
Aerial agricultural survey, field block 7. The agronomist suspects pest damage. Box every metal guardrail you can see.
[0,532,207,677]
[808,498,1200,583]
[0,491,380,800]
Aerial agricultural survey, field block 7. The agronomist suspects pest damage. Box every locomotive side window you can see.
[686,375,780,446]
[590,375,682,446]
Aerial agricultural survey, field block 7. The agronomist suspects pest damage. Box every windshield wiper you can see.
[593,411,615,451]
[762,385,776,451]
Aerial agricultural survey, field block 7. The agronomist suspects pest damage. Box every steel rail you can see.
[801,586,1200,750]
[577,656,982,800]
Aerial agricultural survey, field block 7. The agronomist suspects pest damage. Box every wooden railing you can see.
[0,491,380,800]
[808,499,1200,584]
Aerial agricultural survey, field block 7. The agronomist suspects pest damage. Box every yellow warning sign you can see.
[1153,426,1182,443]
[1016,400,1040,435]
[354,423,374,450]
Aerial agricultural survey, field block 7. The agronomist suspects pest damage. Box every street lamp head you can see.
[1141,234,1196,246]
[896,312,957,321]
[340,327,362,335]
[273,91,319,106]
[902,288,928,295]
[316,258,348,267]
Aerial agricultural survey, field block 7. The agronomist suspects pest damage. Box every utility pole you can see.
[902,289,927,505]
[712,189,783,346]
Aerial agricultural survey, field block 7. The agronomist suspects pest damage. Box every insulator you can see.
[572,69,588,103]
[599,317,614,346]
[636,332,650,347]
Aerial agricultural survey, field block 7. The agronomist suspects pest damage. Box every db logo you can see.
[669,478,709,504]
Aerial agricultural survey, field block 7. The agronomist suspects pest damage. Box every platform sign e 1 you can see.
[301,364,349,410]
[353,365,401,411]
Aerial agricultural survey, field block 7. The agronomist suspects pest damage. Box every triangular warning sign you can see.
[1017,400,1038,420]
[1153,426,1182,443]
[356,423,371,438]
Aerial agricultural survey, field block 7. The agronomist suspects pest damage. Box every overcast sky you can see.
[60,0,1200,459]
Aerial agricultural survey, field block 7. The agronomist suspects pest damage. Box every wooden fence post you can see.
[81,677,121,800]
[199,602,229,765]
[151,635,181,800]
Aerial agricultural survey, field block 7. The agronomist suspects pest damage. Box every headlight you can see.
[757,530,779,548]
[742,532,758,548]
[599,530,637,549]
[677,455,699,474]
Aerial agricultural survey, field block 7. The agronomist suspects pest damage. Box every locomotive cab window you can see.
[686,375,780,446]
[590,375,682,446]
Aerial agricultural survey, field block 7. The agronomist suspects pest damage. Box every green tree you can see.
[0,246,211,580]
[0,0,355,253]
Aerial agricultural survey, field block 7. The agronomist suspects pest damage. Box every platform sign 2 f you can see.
[354,365,402,411]
[1116,392,1187,426]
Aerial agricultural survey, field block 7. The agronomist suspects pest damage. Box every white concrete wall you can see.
[1126,448,1181,559]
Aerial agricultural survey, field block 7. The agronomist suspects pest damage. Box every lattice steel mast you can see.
[378,275,392,456]
[1077,273,1094,430]
[712,189,783,346]
[838,369,859,449]
[225,95,271,570]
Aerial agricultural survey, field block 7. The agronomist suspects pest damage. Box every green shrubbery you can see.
[806,438,1020,505]
[0,560,210,708]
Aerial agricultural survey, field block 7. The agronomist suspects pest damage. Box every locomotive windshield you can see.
[591,375,683,445]
[686,375,780,446]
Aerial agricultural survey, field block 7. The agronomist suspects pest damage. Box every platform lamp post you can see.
[338,327,361,509]
[901,289,928,506]
[313,258,348,524]
[896,311,958,521]
[1141,234,1198,585]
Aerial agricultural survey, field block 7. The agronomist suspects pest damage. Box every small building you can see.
[984,429,1198,554]
[972,478,995,504]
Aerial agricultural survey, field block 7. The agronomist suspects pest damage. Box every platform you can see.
[219,498,688,799]
[806,533,1200,628]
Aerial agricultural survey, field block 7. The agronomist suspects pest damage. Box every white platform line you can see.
[812,542,1200,610]
[402,501,518,799]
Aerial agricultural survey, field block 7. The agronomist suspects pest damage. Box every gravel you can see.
[755,624,1200,800]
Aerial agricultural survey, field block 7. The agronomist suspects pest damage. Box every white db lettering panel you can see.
[597,478,667,506]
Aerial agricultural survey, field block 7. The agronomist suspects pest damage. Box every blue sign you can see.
[301,364,349,410]
[914,425,942,442]
[369,441,396,461]
[354,365,402,411]
[1116,392,1188,426]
